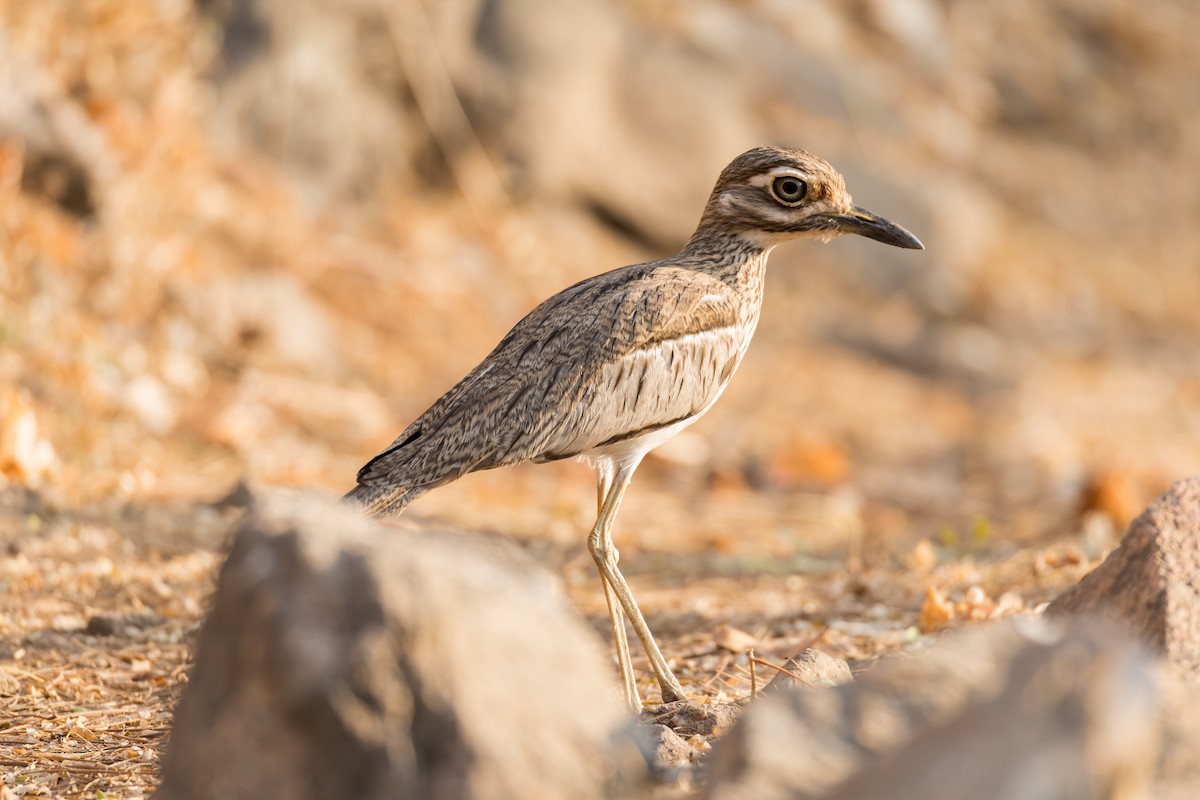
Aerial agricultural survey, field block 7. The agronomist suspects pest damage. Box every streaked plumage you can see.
[348,258,760,516]
[346,146,923,706]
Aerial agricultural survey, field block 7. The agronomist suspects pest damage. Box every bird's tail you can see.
[341,482,426,518]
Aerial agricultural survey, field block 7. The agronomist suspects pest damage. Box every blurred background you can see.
[1,0,1198,568]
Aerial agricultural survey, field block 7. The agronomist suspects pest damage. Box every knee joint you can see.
[587,533,619,566]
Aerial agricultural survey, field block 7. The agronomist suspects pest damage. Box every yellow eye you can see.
[770,175,808,205]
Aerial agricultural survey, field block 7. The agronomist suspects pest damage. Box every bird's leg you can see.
[587,465,686,704]
[595,470,640,711]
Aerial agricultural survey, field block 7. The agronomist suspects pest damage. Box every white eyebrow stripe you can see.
[748,167,809,188]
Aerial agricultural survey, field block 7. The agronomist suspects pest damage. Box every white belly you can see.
[575,315,760,477]
[581,380,729,476]
[584,413,703,472]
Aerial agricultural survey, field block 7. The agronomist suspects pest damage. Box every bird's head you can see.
[691,146,923,251]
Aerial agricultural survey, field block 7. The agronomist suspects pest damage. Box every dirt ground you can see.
[1,485,1100,798]
[1,1,1198,797]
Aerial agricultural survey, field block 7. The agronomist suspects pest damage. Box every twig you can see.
[748,648,757,698]
[700,654,733,690]
[747,655,804,682]
[3,667,47,684]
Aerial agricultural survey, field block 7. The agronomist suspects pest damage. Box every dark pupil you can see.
[778,178,803,200]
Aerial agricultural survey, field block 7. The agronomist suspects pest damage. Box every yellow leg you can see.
[596,470,641,711]
[588,463,686,704]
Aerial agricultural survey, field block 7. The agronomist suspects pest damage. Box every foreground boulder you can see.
[1048,477,1200,685]
[154,493,642,800]
[821,622,1161,800]
[704,618,1167,800]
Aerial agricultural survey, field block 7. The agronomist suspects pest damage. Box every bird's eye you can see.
[770,176,808,205]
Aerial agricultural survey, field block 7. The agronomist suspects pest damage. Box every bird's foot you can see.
[645,697,744,738]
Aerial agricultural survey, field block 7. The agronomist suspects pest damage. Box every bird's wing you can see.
[354,262,745,493]
[527,269,747,461]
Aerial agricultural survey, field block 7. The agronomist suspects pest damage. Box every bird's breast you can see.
[550,316,758,465]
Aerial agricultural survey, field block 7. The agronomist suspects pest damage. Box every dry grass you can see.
[0,496,229,798]
[0,488,1101,798]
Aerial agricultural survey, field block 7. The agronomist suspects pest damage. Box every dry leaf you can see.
[919,586,954,633]
[713,623,758,653]
[0,389,59,485]
[69,725,97,742]
[957,585,996,622]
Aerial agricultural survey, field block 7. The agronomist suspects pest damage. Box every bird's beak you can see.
[830,206,924,250]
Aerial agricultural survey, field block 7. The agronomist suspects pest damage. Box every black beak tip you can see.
[842,207,925,251]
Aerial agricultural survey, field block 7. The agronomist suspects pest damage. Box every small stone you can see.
[762,649,853,693]
[658,700,743,737]
[644,723,703,767]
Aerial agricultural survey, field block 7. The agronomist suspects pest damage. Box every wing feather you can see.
[351,261,753,498]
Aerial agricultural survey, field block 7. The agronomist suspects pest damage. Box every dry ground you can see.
[1,484,1099,798]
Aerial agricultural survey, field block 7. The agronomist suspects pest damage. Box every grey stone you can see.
[704,618,1163,800]
[154,492,641,800]
[822,623,1161,800]
[761,648,853,693]
[1048,477,1200,685]
[643,723,702,768]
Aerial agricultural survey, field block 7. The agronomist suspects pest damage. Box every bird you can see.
[345,146,923,709]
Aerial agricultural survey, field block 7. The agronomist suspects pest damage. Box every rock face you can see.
[1048,477,1200,684]
[822,623,1161,800]
[153,493,641,800]
[704,618,1164,800]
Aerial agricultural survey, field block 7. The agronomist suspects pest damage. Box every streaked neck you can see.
[677,228,772,289]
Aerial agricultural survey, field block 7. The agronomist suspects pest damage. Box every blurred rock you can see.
[85,612,164,638]
[0,30,113,215]
[463,0,762,246]
[201,0,419,202]
[19,149,94,218]
[211,478,256,511]
[657,700,742,739]
[820,622,1161,800]
[84,615,118,637]
[761,648,853,693]
[154,492,642,800]
[1157,672,1200,800]
[703,617,1162,800]
[1048,477,1200,685]
[191,272,341,375]
[643,723,703,769]
[205,0,761,243]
